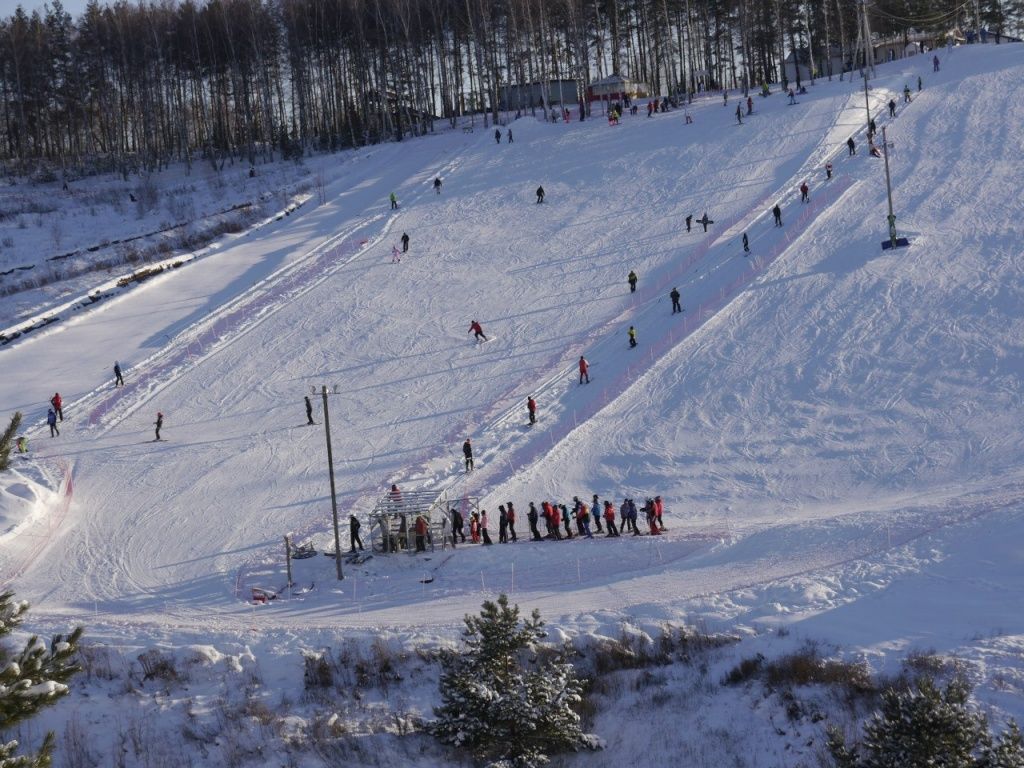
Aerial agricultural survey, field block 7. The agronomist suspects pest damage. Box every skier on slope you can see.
[391,244,401,263]
[535,186,545,204]
[604,500,619,536]
[305,395,314,425]
[628,326,638,348]
[527,396,537,425]
[591,493,603,533]
[889,99,896,117]
[847,136,856,156]
[933,54,940,72]
[627,270,638,293]
[434,177,442,194]
[903,84,912,103]
[401,232,410,252]
[670,287,682,314]
[498,505,509,543]
[468,320,488,341]
[46,408,59,438]
[746,95,753,115]
[825,162,833,180]
[507,129,513,143]
[698,212,713,232]
[462,438,474,471]
[50,392,63,421]
[654,495,666,530]
[495,128,502,144]
[735,103,743,124]
[154,411,163,441]
[800,182,809,203]
[578,355,590,384]
[389,192,398,210]
[772,204,783,227]
[742,232,750,253]
[685,214,693,233]
[113,361,124,387]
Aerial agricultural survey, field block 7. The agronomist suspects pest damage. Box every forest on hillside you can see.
[0,0,1017,173]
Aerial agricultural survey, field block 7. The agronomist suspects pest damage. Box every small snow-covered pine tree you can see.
[430,594,598,768]
[828,677,1024,768]
[978,722,1024,768]
[0,412,21,472]
[0,590,82,767]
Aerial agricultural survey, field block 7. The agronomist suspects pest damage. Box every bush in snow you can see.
[827,676,1024,768]
[0,590,82,767]
[429,594,600,768]
[0,412,22,471]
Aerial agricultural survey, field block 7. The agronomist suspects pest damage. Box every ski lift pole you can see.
[321,384,344,580]
[881,125,898,246]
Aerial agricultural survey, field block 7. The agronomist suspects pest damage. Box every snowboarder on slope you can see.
[46,408,59,437]
[468,320,488,341]
[462,438,474,471]
[578,355,590,384]
[527,396,537,424]
[154,411,163,441]
[628,326,638,348]
[670,287,682,314]
[535,186,545,204]
[772,204,783,227]
[800,182,809,203]
[401,232,409,252]
[627,270,638,293]
[114,361,124,387]
[50,392,63,421]
[349,514,364,553]
[305,395,314,425]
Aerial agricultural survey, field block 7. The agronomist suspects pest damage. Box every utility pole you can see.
[321,385,344,580]
[860,0,874,133]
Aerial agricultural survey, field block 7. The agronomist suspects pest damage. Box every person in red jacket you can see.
[527,396,537,425]
[603,501,619,537]
[654,495,665,531]
[800,181,809,203]
[468,320,488,342]
[578,355,590,384]
[414,515,428,551]
[50,392,63,421]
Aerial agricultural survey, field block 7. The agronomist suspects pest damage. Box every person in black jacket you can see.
[462,438,474,471]
[536,186,545,204]
[305,396,314,425]
[527,502,542,541]
[451,507,465,544]
[349,514,364,553]
[401,232,410,252]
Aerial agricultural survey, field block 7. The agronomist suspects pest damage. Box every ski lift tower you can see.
[880,126,909,250]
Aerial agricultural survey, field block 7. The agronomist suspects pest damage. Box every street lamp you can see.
[314,384,344,580]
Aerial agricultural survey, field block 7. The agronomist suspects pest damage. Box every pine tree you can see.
[978,722,1024,768]
[430,594,598,768]
[0,591,82,767]
[828,677,1024,768]
[0,412,22,472]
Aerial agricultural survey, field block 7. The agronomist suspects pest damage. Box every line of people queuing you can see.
[446,495,666,548]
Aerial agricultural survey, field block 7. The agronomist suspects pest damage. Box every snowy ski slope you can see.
[1,43,1022,703]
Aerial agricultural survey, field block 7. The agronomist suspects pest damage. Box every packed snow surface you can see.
[1,44,1023,761]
